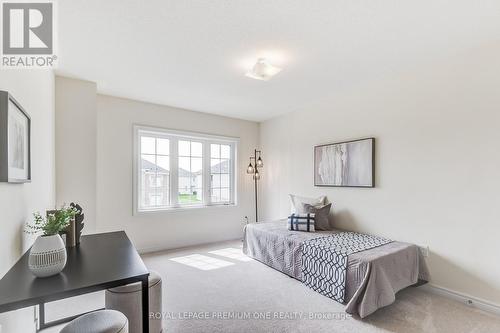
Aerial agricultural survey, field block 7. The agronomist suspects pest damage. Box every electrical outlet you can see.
[418,245,430,257]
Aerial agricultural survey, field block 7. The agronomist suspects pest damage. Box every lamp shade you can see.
[256,156,263,168]
[253,170,261,180]
[246,162,255,174]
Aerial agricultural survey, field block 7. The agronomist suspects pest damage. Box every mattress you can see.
[243,220,430,318]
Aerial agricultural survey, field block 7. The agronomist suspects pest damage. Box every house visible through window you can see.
[210,144,232,203]
[135,126,237,212]
[140,136,169,209]
[178,140,203,205]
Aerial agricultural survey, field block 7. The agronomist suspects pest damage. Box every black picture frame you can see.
[313,137,375,188]
[0,91,31,183]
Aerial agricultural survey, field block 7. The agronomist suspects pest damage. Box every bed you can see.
[243,220,430,318]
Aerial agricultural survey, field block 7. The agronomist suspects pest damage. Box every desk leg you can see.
[38,303,45,331]
[142,277,149,333]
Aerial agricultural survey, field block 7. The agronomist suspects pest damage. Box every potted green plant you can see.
[25,205,79,278]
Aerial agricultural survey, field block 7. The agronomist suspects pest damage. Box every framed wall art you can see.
[314,138,374,187]
[0,91,31,183]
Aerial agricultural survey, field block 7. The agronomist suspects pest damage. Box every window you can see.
[135,126,237,212]
[210,144,232,203]
[139,136,170,210]
[178,140,203,205]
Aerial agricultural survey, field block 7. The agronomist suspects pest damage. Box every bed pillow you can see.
[287,213,315,232]
[289,194,326,214]
[302,203,332,230]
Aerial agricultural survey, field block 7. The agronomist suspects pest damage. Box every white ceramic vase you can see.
[28,234,67,278]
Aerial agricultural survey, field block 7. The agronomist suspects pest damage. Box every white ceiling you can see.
[57,1,500,122]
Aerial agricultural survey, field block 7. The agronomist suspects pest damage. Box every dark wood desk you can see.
[0,231,150,332]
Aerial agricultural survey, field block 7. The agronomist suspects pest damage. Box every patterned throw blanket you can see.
[301,232,392,303]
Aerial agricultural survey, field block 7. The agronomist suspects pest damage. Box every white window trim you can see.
[133,125,239,215]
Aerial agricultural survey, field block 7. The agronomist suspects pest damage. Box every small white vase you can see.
[28,234,67,278]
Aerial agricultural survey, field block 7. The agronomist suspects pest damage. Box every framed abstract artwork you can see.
[0,91,31,183]
[314,138,374,187]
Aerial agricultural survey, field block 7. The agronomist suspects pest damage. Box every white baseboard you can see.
[421,284,500,316]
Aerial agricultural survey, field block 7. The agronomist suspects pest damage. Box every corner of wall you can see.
[55,75,98,234]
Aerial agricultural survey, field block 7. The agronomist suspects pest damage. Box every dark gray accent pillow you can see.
[302,203,332,231]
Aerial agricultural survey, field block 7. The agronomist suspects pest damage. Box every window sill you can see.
[134,203,237,215]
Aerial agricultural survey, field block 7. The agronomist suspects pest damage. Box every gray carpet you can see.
[43,240,500,333]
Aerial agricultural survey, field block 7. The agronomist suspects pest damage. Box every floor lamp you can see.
[246,149,263,222]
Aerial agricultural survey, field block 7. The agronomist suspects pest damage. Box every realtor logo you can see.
[1,1,56,67]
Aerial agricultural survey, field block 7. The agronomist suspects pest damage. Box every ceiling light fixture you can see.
[245,58,282,81]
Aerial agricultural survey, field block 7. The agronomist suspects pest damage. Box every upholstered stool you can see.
[61,309,128,333]
[105,270,162,333]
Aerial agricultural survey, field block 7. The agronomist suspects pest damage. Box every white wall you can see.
[55,76,97,233]
[0,70,55,332]
[95,94,259,252]
[259,43,500,305]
